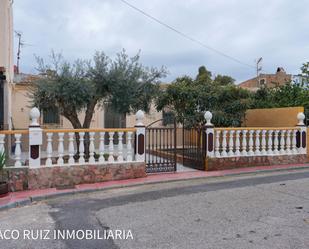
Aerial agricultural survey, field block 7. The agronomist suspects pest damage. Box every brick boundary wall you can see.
[205,155,307,171]
[6,162,146,192]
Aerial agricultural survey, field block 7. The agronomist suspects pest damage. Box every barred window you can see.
[163,111,174,126]
[43,107,60,124]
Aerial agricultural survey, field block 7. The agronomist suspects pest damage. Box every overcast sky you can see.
[13,0,309,83]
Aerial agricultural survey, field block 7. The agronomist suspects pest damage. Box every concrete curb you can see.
[1,165,309,211]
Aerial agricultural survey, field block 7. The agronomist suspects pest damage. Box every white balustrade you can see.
[241,130,248,156]
[267,130,273,155]
[235,130,241,156]
[99,132,105,163]
[46,133,53,166]
[118,132,124,162]
[279,130,286,154]
[255,130,261,155]
[126,132,133,161]
[0,134,5,154]
[261,130,267,155]
[89,132,96,164]
[57,133,64,165]
[215,130,221,157]
[248,130,254,156]
[78,132,85,164]
[221,130,228,157]
[14,133,22,167]
[68,132,75,165]
[273,130,279,154]
[286,130,292,154]
[227,130,235,157]
[108,132,115,162]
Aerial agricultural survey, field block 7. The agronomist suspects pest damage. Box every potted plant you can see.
[0,151,9,197]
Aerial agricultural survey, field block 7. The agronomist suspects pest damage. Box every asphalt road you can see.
[0,169,309,249]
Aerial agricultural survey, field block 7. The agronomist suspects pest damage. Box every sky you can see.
[13,0,309,83]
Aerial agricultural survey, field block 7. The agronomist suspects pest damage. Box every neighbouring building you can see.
[238,67,293,91]
[0,0,14,130]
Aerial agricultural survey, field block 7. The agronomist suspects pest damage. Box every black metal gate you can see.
[182,126,206,170]
[145,119,177,173]
[0,71,5,130]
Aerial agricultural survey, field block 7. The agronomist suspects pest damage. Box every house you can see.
[238,67,292,91]
[11,73,164,129]
[0,0,14,130]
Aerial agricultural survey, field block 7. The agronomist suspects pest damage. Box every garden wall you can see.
[6,162,146,192]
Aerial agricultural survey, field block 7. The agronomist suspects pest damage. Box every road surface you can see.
[0,169,309,249]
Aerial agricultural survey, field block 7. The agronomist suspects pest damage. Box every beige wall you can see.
[243,106,304,127]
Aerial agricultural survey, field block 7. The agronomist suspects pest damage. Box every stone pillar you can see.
[296,112,307,154]
[204,111,215,158]
[29,107,43,168]
[134,110,146,162]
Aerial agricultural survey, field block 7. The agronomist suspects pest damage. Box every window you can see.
[163,111,174,126]
[259,78,266,86]
[43,107,60,124]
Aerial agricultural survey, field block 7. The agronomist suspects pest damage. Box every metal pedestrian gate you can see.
[145,119,177,173]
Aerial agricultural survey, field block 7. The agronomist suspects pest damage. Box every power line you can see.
[119,0,255,69]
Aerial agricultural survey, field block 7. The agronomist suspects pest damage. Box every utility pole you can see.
[256,57,262,86]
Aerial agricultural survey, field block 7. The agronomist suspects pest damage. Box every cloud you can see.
[13,0,309,83]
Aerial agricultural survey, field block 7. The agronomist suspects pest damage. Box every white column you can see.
[273,130,279,154]
[291,129,298,154]
[108,132,114,162]
[248,130,254,156]
[221,130,228,157]
[45,133,53,166]
[89,132,96,164]
[68,132,75,165]
[267,130,273,155]
[234,130,241,156]
[279,130,286,154]
[286,130,292,154]
[98,132,105,163]
[227,130,235,157]
[57,133,64,165]
[135,110,146,162]
[254,130,261,155]
[214,130,221,157]
[261,130,267,155]
[0,134,5,153]
[78,132,85,164]
[118,132,124,162]
[126,131,133,161]
[14,133,22,167]
[241,130,248,156]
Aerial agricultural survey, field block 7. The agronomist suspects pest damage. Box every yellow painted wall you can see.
[243,107,304,127]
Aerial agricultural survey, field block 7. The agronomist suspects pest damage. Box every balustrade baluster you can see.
[291,129,298,154]
[267,130,273,155]
[221,130,228,157]
[89,132,96,163]
[255,130,261,155]
[78,132,85,164]
[126,132,133,161]
[228,130,235,156]
[99,132,105,163]
[286,130,292,154]
[68,132,75,165]
[261,130,267,155]
[241,130,248,156]
[215,130,221,157]
[0,134,5,154]
[279,130,286,154]
[57,133,64,165]
[234,130,241,156]
[108,132,114,162]
[14,134,22,167]
[248,130,254,156]
[273,130,279,154]
[118,132,124,162]
[46,133,53,166]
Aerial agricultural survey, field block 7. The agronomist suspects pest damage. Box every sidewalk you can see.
[1,163,309,211]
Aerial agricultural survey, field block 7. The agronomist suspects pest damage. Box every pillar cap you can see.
[297,112,305,126]
[30,107,40,126]
[136,110,145,126]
